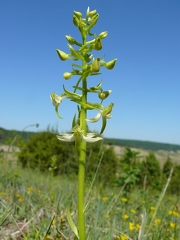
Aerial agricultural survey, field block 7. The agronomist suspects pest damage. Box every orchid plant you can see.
[50,7,117,240]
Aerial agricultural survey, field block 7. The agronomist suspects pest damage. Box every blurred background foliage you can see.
[1,127,180,194]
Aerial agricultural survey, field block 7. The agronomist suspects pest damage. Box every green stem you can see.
[77,25,88,240]
[78,86,87,239]
[78,71,87,239]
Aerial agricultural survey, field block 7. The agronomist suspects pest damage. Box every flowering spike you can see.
[50,9,117,239]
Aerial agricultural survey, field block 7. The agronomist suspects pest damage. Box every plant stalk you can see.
[78,65,87,239]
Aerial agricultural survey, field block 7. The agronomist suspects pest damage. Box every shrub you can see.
[18,131,118,184]
[139,152,161,189]
[115,148,141,191]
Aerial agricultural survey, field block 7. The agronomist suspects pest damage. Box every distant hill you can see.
[0,127,36,144]
[103,138,180,152]
[1,127,180,152]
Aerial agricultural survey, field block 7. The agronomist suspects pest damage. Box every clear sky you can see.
[0,1,180,145]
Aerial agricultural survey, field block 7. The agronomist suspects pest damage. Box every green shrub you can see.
[168,165,180,195]
[18,131,117,184]
[139,152,161,189]
[163,156,174,178]
[115,148,141,191]
[18,131,77,174]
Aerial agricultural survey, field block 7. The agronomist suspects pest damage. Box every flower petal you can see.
[86,112,101,122]
[57,134,75,142]
[82,135,102,143]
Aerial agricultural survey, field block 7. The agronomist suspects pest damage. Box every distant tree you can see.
[139,152,161,189]
[115,148,141,191]
[163,156,173,178]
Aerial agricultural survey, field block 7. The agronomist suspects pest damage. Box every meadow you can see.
[0,150,180,240]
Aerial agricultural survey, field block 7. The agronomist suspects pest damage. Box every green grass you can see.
[0,156,180,239]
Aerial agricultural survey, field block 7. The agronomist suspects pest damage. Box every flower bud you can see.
[91,57,100,72]
[98,31,108,39]
[87,14,99,32]
[89,9,97,18]
[63,72,73,80]
[56,49,69,61]
[65,35,76,45]
[105,58,117,70]
[68,44,84,60]
[94,38,102,50]
[98,90,112,100]
[74,11,82,19]
[84,53,93,63]
[73,15,79,27]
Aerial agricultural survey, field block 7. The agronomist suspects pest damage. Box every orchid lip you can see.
[57,131,102,143]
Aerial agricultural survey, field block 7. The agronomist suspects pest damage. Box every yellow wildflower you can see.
[130,209,136,214]
[123,214,129,220]
[129,222,135,231]
[136,224,141,230]
[169,210,180,217]
[154,218,161,225]
[121,197,128,203]
[27,187,33,195]
[102,196,109,201]
[170,222,176,229]
[120,234,128,240]
[150,206,155,211]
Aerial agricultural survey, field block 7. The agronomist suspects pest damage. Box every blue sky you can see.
[0,1,180,144]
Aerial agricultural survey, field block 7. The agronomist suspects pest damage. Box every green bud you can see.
[84,53,93,62]
[74,10,82,19]
[86,14,99,32]
[56,49,69,61]
[98,90,112,100]
[89,9,97,18]
[63,72,73,80]
[65,35,76,45]
[105,58,117,70]
[68,44,84,60]
[66,35,82,47]
[73,15,79,27]
[94,38,102,50]
[98,31,108,39]
[91,57,100,72]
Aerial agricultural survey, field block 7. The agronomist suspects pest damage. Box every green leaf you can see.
[66,206,79,239]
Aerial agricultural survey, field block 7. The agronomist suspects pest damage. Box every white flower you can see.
[57,125,102,143]
[50,92,67,118]
[86,103,114,134]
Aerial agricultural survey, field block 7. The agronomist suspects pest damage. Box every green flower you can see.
[86,103,114,134]
[50,93,67,118]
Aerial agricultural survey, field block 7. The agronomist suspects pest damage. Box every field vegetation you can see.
[0,130,180,239]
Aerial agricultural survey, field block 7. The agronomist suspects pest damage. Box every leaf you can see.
[66,206,79,239]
